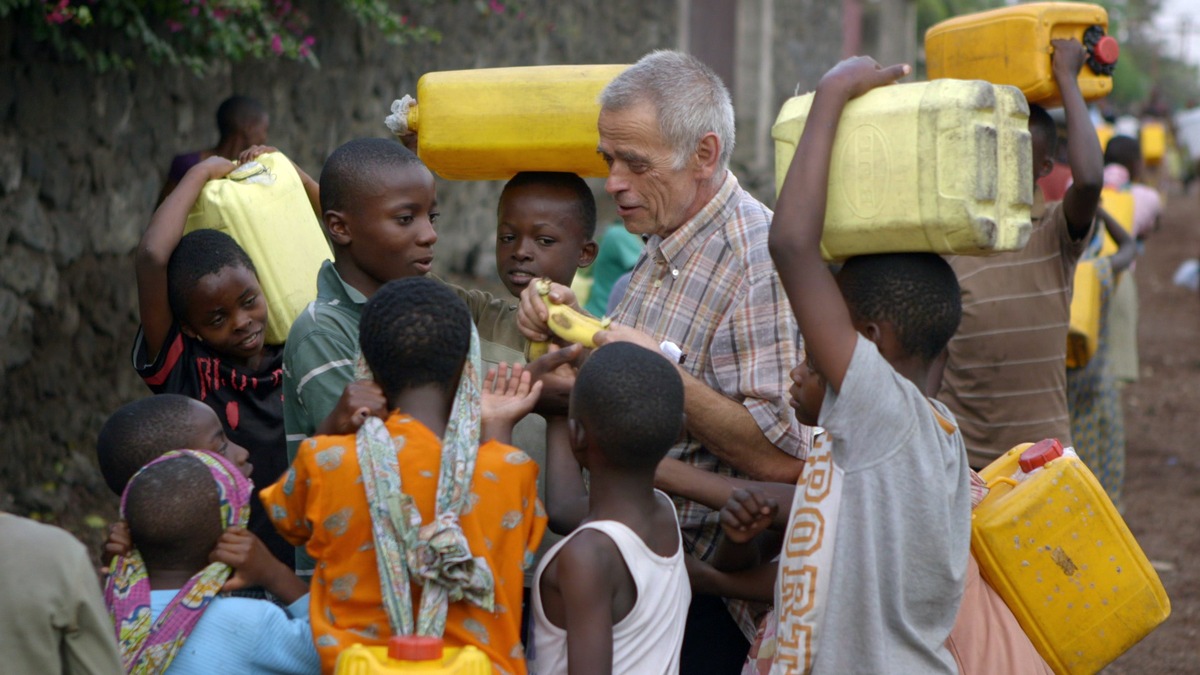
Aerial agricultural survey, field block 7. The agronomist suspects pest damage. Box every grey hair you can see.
[600,50,736,173]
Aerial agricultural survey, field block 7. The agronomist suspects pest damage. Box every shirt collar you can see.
[649,170,740,270]
[319,259,369,307]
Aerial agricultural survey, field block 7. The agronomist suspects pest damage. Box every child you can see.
[105,450,317,674]
[762,56,971,673]
[159,95,269,204]
[96,394,251,496]
[0,512,122,675]
[937,38,1104,469]
[532,342,690,674]
[134,154,292,568]
[263,277,546,675]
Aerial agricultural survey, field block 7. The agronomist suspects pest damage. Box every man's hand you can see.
[816,56,910,102]
[517,278,582,342]
[1051,38,1087,80]
[315,380,388,436]
[592,323,664,355]
[719,488,778,545]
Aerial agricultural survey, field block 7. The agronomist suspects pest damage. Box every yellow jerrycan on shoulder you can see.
[334,636,491,674]
[973,439,1170,674]
[925,2,1119,107]
[772,79,1032,260]
[386,64,629,181]
[185,152,332,345]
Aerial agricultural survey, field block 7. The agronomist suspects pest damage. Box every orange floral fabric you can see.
[261,411,546,674]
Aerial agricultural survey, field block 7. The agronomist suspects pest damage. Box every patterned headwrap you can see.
[104,450,252,674]
[354,323,495,638]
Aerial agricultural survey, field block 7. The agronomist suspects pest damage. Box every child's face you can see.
[180,264,268,364]
[340,165,439,289]
[185,400,253,478]
[788,356,826,427]
[496,183,596,297]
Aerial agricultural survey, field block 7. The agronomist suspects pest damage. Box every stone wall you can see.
[0,0,841,534]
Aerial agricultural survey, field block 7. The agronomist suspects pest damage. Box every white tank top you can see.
[529,491,691,675]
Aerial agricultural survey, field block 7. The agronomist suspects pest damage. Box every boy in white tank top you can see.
[530,342,691,674]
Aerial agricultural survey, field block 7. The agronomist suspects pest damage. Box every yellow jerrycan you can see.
[925,2,1119,107]
[1140,120,1166,166]
[1066,260,1101,369]
[1095,122,1114,155]
[185,151,332,345]
[974,439,1170,674]
[334,636,492,674]
[772,79,1032,260]
[386,64,629,181]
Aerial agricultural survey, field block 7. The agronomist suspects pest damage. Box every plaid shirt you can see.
[613,171,811,560]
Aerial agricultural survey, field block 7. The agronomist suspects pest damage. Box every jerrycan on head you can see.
[973,440,1170,674]
[925,2,1118,108]
[772,79,1032,260]
[386,64,629,181]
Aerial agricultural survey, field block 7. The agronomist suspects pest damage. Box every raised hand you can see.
[816,55,910,102]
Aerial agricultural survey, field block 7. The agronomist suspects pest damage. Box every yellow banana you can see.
[523,279,611,361]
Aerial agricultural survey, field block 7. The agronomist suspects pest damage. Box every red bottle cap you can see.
[1018,438,1064,473]
[1092,35,1120,65]
[388,635,444,662]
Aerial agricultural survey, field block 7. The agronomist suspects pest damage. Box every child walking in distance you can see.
[760,56,971,674]
[263,277,546,675]
[105,450,317,674]
[134,153,292,568]
[532,342,691,675]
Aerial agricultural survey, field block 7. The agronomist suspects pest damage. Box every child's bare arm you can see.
[545,416,589,534]
[210,527,308,604]
[1054,39,1104,240]
[768,57,910,391]
[686,555,778,603]
[480,363,543,444]
[1097,207,1138,274]
[656,457,795,530]
[557,532,619,675]
[136,156,236,360]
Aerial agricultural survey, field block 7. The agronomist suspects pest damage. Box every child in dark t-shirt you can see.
[132,153,291,568]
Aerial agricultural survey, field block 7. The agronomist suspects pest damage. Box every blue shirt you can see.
[149,591,319,674]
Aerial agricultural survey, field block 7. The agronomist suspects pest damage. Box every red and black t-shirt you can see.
[132,323,293,568]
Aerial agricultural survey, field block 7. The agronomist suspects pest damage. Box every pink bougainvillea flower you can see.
[488,0,505,13]
[270,34,283,54]
[165,19,183,32]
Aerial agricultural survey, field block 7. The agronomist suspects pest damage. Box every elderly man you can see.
[518,50,810,672]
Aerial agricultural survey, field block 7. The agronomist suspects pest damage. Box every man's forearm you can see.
[678,368,804,483]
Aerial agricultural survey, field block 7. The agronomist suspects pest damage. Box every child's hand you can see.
[101,520,132,573]
[238,144,279,164]
[210,527,280,592]
[316,379,388,436]
[816,56,910,102]
[193,155,238,182]
[482,362,544,428]
[1051,38,1087,80]
[526,343,584,416]
[720,488,778,545]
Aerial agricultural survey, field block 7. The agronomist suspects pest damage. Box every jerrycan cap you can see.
[1018,438,1064,473]
[388,635,444,662]
[1092,35,1120,65]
